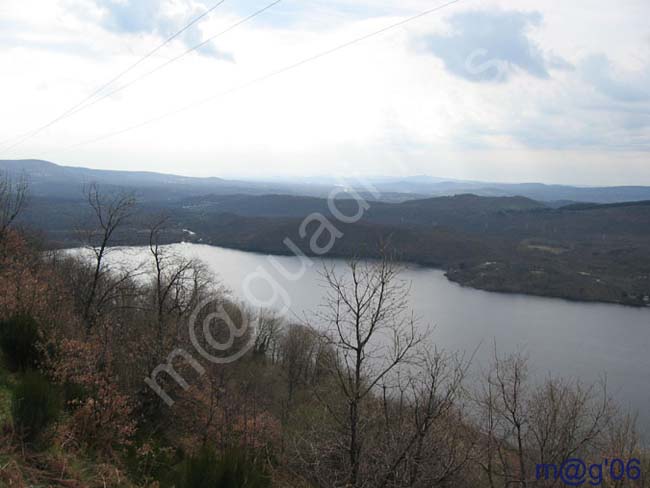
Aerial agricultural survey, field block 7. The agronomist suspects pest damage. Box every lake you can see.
[94,243,650,437]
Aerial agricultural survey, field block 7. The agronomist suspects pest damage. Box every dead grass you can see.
[0,430,134,488]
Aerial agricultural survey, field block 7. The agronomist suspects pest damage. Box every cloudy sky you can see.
[1,0,649,184]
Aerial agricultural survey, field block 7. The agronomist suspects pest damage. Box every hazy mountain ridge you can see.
[0,159,335,201]
[4,159,650,204]
[370,179,650,204]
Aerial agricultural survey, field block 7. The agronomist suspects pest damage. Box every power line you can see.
[0,0,228,153]
[44,0,283,126]
[56,0,463,154]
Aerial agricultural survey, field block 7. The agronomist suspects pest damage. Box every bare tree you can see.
[316,254,425,487]
[254,309,284,360]
[476,347,617,488]
[376,349,472,488]
[490,349,529,487]
[0,172,28,243]
[147,215,215,364]
[528,377,614,472]
[278,323,322,403]
[78,183,136,331]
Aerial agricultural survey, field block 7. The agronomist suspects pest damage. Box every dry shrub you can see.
[174,369,282,456]
[231,411,282,451]
[0,459,26,488]
[0,432,131,488]
[0,232,78,338]
[52,338,136,453]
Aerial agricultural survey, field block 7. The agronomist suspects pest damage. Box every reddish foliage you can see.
[0,231,77,335]
[52,339,137,452]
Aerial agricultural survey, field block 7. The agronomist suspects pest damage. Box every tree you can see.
[316,253,425,487]
[0,172,28,244]
[278,323,321,405]
[253,309,283,360]
[148,215,208,364]
[476,347,616,488]
[77,183,136,331]
[375,348,472,488]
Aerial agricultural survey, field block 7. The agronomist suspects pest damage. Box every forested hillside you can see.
[19,189,650,306]
[1,170,649,487]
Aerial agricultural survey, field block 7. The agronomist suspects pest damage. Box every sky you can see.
[0,0,649,185]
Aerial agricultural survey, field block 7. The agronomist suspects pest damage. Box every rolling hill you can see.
[4,159,650,306]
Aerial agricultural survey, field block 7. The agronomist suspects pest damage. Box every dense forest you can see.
[1,174,649,487]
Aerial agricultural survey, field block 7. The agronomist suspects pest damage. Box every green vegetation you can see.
[0,365,13,425]
[175,448,271,488]
[0,312,61,443]
[11,371,61,442]
[0,314,41,372]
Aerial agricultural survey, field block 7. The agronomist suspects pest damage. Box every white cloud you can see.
[0,0,649,185]
[415,10,556,83]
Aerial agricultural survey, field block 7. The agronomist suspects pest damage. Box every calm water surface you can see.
[99,243,650,437]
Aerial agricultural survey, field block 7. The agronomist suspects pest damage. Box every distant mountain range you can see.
[0,159,332,202]
[3,159,650,307]
[3,159,650,205]
[372,179,650,206]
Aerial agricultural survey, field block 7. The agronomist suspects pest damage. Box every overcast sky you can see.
[1,0,649,184]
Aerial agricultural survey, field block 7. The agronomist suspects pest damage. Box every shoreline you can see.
[54,238,650,310]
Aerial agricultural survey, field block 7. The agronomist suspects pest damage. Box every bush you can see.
[175,447,271,488]
[0,314,41,371]
[11,371,61,441]
[124,439,182,486]
[62,380,86,411]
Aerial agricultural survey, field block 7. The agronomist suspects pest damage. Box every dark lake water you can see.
[96,243,650,438]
